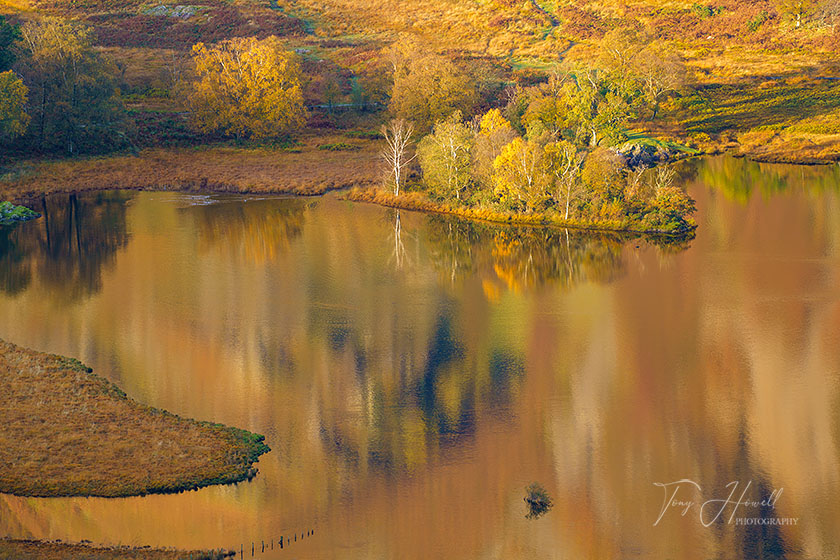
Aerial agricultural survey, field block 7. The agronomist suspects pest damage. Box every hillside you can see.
[1,0,837,162]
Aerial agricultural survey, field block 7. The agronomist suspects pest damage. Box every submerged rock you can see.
[0,201,40,226]
[524,482,554,519]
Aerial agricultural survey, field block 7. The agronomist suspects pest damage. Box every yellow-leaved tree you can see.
[0,70,29,141]
[471,108,517,190]
[187,36,306,139]
[492,138,550,213]
[387,35,476,133]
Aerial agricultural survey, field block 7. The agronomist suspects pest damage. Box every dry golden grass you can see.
[735,131,840,163]
[0,0,30,13]
[0,539,232,560]
[99,46,183,92]
[0,135,381,200]
[286,0,557,58]
[664,77,840,163]
[0,339,269,497]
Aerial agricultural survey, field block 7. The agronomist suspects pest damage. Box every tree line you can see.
[0,17,127,155]
[382,30,696,233]
[0,15,693,234]
[0,17,307,155]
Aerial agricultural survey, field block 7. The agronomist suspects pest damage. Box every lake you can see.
[1,156,839,559]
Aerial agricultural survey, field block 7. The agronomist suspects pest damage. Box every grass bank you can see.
[0,339,269,498]
[0,134,381,201]
[345,187,696,237]
[0,539,233,560]
[660,78,840,164]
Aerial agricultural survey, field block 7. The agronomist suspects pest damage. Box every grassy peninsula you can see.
[0,339,269,498]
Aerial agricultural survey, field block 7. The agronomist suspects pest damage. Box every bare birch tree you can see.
[381,118,416,196]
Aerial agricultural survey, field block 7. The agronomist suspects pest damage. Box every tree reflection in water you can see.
[186,196,310,263]
[0,192,131,299]
[315,210,692,477]
[423,215,692,294]
[0,163,837,559]
[0,225,31,295]
[696,156,840,204]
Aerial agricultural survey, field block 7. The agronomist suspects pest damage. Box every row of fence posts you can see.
[237,529,315,557]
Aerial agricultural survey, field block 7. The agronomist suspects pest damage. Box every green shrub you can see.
[691,3,716,18]
[748,11,769,32]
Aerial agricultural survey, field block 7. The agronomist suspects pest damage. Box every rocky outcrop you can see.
[615,142,684,169]
[0,202,40,226]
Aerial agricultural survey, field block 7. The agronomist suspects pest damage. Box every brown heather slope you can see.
[0,339,269,498]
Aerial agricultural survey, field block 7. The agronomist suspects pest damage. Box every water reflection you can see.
[187,196,310,263]
[0,160,837,560]
[0,192,131,299]
[0,226,31,295]
[696,157,840,204]
[424,217,630,292]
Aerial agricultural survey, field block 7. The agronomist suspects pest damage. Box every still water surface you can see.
[1,157,839,559]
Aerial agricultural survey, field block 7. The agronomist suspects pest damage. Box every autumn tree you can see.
[775,0,818,26]
[0,70,28,142]
[0,16,20,72]
[387,36,476,132]
[597,27,645,95]
[187,36,306,139]
[417,111,473,202]
[381,118,416,196]
[580,147,627,218]
[471,108,517,190]
[632,44,687,120]
[16,18,126,154]
[492,138,550,213]
[563,67,635,148]
[521,71,572,139]
[543,140,583,219]
[642,165,696,231]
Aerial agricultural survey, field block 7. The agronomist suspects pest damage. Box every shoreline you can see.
[0,539,235,560]
[0,339,271,556]
[344,187,697,239]
[0,139,834,249]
